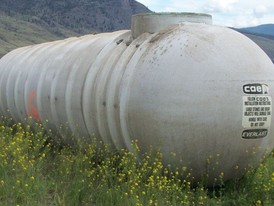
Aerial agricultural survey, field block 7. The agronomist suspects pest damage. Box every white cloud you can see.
[138,0,173,12]
[163,7,178,12]
[203,0,239,13]
[253,5,268,18]
[136,0,274,27]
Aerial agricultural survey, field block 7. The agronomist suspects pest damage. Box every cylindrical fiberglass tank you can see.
[0,13,274,185]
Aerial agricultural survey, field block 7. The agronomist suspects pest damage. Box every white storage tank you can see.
[0,13,273,185]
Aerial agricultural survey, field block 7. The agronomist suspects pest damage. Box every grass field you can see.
[0,120,273,206]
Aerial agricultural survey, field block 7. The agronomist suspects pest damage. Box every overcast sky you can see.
[137,0,274,28]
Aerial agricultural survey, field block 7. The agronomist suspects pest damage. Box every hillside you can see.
[0,12,78,57]
[0,0,150,34]
[0,0,273,64]
[0,0,150,57]
[240,24,274,37]
[236,29,274,63]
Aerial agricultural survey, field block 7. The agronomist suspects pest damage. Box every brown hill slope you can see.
[0,0,150,35]
[0,0,150,57]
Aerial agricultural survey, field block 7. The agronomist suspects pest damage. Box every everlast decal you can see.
[242,129,268,139]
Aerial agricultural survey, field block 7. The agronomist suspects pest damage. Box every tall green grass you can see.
[0,120,273,206]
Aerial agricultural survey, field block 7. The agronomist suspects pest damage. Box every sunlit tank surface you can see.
[0,13,274,185]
